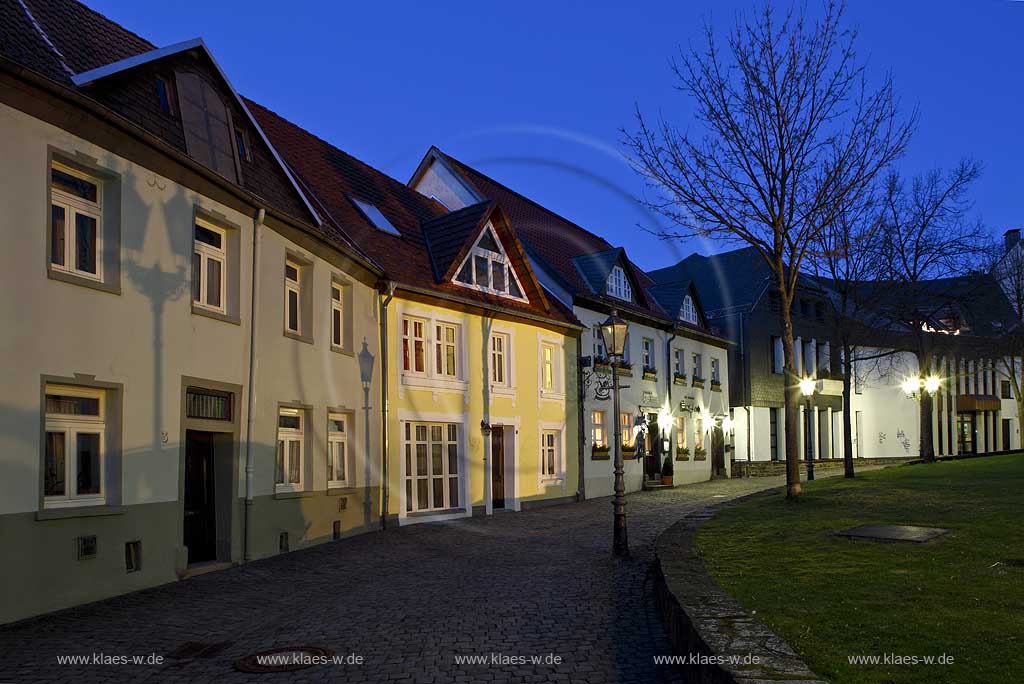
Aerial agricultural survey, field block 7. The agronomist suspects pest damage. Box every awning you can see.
[956,395,1001,412]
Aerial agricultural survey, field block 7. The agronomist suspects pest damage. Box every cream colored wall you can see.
[385,297,578,521]
[0,102,252,514]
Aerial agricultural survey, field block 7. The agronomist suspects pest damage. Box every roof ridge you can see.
[436,148,616,250]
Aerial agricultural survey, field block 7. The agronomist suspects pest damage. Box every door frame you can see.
[178,377,242,569]
[488,415,521,514]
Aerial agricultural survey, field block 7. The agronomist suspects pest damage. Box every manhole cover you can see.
[234,646,334,673]
[837,524,950,543]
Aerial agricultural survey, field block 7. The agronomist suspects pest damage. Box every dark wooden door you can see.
[645,413,661,479]
[183,430,217,564]
[1002,418,1011,451]
[491,426,505,509]
[711,427,727,479]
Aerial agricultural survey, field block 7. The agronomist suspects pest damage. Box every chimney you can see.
[1005,229,1021,254]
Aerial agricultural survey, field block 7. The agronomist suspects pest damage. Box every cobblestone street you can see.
[0,476,796,684]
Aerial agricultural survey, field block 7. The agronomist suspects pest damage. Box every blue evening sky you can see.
[89,0,1022,270]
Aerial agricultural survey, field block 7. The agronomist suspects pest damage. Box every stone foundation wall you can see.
[731,457,913,478]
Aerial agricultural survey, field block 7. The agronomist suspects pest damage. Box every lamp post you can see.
[599,311,630,557]
[799,377,816,481]
[357,340,376,527]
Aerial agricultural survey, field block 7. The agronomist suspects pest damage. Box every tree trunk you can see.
[919,351,936,462]
[780,297,802,498]
[842,343,855,478]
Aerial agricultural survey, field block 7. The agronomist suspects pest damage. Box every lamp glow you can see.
[721,416,735,432]
[923,375,941,394]
[901,376,921,396]
[799,377,816,397]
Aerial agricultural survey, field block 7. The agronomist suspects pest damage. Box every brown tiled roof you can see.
[248,103,575,326]
[1,0,318,227]
[434,150,672,323]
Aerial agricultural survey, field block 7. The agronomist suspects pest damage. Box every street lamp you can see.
[357,340,376,527]
[799,377,816,481]
[599,311,629,557]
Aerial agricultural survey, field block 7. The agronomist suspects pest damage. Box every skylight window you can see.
[453,223,527,301]
[352,198,400,236]
[606,265,632,301]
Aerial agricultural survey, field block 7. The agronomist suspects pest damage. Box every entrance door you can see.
[183,431,217,564]
[1003,419,1012,451]
[711,426,727,478]
[491,426,505,509]
[957,414,976,454]
[645,413,661,479]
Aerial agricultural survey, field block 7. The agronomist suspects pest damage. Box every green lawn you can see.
[695,455,1024,684]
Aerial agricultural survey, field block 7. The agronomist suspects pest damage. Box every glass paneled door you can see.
[404,423,460,512]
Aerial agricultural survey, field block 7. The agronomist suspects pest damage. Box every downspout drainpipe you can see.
[742,312,751,463]
[379,281,396,530]
[666,329,677,406]
[243,207,265,563]
[576,328,586,502]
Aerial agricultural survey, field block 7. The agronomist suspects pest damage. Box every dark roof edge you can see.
[0,55,383,279]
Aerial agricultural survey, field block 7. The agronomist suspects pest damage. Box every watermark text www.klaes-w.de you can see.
[653,653,761,666]
[55,653,165,666]
[848,653,955,666]
[454,653,563,666]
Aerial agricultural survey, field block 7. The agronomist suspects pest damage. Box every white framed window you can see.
[694,416,705,451]
[284,260,301,334]
[43,385,105,508]
[591,410,607,447]
[620,412,634,448]
[772,336,784,374]
[435,323,459,377]
[674,349,685,376]
[541,429,562,481]
[606,265,632,301]
[592,326,606,361]
[404,423,460,512]
[192,220,226,313]
[330,283,344,348]
[50,163,102,281]
[327,413,348,488]
[692,353,703,380]
[675,416,687,451]
[453,224,526,300]
[490,333,508,386]
[541,342,560,392]
[679,295,698,324]
[711,358,721,383]
[276,408,304,492]
[402,317,427,374]
[642,338,654,369]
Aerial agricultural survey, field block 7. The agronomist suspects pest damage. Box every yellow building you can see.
[257,111,583,523]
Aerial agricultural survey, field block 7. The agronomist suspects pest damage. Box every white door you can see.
[855,411,863,459]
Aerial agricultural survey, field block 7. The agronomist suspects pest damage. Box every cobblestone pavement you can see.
[0,473,843,684]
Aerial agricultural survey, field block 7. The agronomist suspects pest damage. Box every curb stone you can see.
[652,491,828,684]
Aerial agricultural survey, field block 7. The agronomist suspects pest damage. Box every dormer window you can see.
[351,198,400,236]
[453,224,526,301]
[679,295,698,324]
[606,265,632,301]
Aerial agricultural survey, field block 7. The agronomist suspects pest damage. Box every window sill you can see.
[327,484,354,495]
[539,390,565,401]
[273,489,313,499]
[406,507,465,518]
[540,478,565,486]
[284,330,314,345]
[401,375,468,392]
[591,448,610,461]
[330,344,354,358]
[192,303,241,326]
[36,504,124,521]
[48,266,120,296]
[490,385,517,397]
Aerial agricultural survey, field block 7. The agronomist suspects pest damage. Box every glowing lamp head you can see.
[923,375,941,394]
[799,377,816,397]
[657,409,673,433]
[901,376,922,396]
[721,416,735,432]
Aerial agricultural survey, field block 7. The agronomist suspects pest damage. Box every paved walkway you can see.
[0,474,824,684]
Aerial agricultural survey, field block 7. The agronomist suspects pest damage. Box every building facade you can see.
[410,149,734,498]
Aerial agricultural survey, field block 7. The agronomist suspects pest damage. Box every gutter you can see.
[378,280,397,529]
[396,283,585,332]
[243,207,266,562]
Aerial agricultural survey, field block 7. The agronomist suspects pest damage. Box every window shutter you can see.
[175,71,238,184]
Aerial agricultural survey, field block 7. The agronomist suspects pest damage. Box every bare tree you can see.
[875,160,987,461]
[625,1,913,497]
[811,193,889,477]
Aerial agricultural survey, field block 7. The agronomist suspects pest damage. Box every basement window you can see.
[125,540,141,573]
